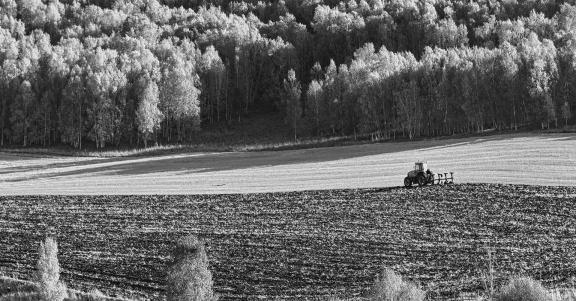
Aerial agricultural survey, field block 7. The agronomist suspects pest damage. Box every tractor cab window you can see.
[414,163,427,171]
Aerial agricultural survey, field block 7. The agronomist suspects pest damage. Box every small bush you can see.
[496,277,552,301]
[166,235,217,301]
[370,267,425,301]
[35,237,67,301]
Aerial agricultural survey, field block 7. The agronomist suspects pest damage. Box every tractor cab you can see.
[407,161,427,178]
[414,162,427,172]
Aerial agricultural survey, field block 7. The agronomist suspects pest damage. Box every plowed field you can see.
[1,184,575,300]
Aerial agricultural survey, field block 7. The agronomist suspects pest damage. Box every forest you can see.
[1,0,576,148]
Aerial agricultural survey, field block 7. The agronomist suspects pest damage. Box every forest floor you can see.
[3,114,574,158]
[0,132,575,194]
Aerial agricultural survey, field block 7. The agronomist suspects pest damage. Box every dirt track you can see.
[1,133,575,195]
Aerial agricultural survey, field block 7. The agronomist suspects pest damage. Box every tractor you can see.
[403,162,454,187]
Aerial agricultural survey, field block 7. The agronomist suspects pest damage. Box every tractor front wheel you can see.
[417,174,427,187]
[404,177,412,187]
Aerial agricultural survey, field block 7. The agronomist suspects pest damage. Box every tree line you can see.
[1,0,576,148]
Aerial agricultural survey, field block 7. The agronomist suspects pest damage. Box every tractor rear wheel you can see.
[417,174,427,187]
[404,177,412,187]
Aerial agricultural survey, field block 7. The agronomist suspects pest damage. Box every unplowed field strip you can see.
[1,184,575,300]
[1,133,575,194]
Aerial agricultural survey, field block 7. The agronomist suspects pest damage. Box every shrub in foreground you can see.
[496,277,552,301]
[166,235,217,301]
[370,267,425,301]
[35,237,68,301]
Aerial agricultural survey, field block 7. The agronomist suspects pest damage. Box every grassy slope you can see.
[0,276,135,301]
[0,132,575,195]
[0,276,37,301]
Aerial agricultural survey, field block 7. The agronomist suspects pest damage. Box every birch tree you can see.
[282,69,301,140]
[136,78,163,147]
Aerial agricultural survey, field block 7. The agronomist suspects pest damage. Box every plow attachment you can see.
[432,172,454,185]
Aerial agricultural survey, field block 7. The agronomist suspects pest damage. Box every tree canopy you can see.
[1,0,576,148]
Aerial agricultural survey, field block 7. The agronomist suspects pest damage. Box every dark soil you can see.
[1,184,575,300]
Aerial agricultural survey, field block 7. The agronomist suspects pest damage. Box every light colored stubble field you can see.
[0,132,575,195]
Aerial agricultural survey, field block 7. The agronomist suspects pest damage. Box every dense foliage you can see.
[1,0,576,148]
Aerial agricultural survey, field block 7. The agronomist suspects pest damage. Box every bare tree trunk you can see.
[167,118,171,142]
[78,102,82,149]
[44,110,48,147]
[177,119,181,142]
[0,97,4,147]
